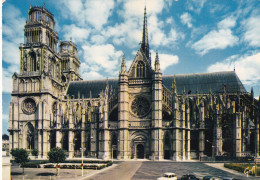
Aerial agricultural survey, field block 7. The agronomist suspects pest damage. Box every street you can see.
[11,161,258,180]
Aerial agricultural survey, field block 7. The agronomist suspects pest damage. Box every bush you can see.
[47,148,66,164]
[41,161,113,170]
[224,163,260,176]
[21,160,49,168]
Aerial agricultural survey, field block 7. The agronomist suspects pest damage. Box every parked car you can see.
[157,172,178,180]
[221,177,239,180]
[181,174,200,180]
[203,176,221,180]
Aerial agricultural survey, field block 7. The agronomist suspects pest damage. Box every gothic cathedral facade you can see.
[9,5,260,160]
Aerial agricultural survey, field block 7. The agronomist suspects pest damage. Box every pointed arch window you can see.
[29,52,37,72]
[136,61,146,78]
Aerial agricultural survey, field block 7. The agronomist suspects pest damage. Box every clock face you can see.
[131,96,150,117]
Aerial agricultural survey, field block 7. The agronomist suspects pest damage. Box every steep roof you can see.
[66,71,247,98]
[67,79,118,99]
[163,71,246,94]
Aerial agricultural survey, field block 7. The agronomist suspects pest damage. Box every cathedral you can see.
[9,4,260,161]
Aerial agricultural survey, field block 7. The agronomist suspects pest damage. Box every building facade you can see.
[9,5,260,160]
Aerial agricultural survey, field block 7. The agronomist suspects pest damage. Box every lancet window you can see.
[136,61,146,78]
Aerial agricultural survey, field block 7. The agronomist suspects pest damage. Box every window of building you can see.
[136,61,145,78]
[29,52,37,72]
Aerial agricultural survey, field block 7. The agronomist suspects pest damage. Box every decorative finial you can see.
[43,2,45,9]
[154,51,160,72]
[233,65,235,72]
[172,75,177,95]
[70,37,72,42]
[121,54,126,73]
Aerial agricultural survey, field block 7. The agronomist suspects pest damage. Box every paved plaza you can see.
[11,161,258,180]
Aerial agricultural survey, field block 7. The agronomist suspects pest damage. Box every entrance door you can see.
[136,144,144,159]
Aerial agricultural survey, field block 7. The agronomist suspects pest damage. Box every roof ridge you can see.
[162,71,235,77]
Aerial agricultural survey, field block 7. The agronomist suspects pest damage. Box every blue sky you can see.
[2,0,260,134]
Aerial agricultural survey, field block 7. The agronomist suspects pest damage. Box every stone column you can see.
[215,104,222,156]
[151,54,163,160]
[172,101,181,161]
[118,62,129,160]
[234,112,242,157]
[56,104,62,148]
[181,103,185,160]
[102,95,110,159]
[68,105,74,158]
[186,105,191,160]
[256,115,260,156]
[81,105,86,156]
[199,103,205,157]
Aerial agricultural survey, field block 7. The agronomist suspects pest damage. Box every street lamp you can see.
[80,147,86,176]
[90,136,94,157]
[206,140,215,159]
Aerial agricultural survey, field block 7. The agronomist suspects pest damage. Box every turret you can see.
[24,3,58,52]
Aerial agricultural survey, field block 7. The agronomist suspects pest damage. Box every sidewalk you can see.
[11,164,118,180]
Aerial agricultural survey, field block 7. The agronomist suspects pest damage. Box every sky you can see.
[2,0,260,134]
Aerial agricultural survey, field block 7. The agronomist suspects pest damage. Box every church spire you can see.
[141,6,149,59]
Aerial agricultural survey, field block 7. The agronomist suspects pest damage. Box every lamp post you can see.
[90,136,94,157]
[206,140,215,159]
[80,147,86,176]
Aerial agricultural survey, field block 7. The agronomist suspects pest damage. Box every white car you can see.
[157,172,178,180]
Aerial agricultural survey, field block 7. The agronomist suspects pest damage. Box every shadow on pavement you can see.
[11,172,23,175]
[36,172,56,176]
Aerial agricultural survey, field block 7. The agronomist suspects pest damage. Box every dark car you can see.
[203,176,220,180]
[181,174,200,180]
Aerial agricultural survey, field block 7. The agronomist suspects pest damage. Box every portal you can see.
[136,144,144,159]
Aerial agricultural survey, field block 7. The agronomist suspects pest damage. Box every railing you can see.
[129,121,151,129]
[129,79,151,85]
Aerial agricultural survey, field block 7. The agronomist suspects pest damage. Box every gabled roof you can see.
[163,71,246,94]
[66,71,247,98]
[67,79,118,99]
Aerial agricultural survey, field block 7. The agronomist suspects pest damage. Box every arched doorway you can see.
[136,144,144,159]
[164,132,171,159]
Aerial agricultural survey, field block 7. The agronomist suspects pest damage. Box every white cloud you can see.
[121,0,164,18]
[192,29,238,55]
[186,0,207,14]
[166,17,174,24]
[218,16,236,29]
[3,5,25,43]
[149,15,183,47]
[2,5,25,93]
[55,0,114,30]
[192,16,238,55]
[81,71,104,80]
[62,24,91,43]
[207,52,260,86]
[103,0,182,49]
[151,51,179,71]
[81,44,123,77]
[242,15,260,47]
[103,18,142,47]
[180,12,192,28]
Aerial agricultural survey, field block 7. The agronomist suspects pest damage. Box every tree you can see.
[2,134,9,140]
[47,147,66,175]
[32,149,38,160]
[10,148,29,174]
